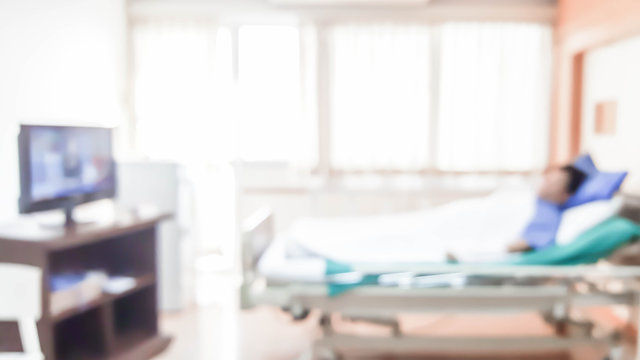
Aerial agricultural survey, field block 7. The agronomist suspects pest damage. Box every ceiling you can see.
[128,0,557,23]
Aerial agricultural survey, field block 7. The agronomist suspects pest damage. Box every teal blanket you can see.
[326,217,640,296]
[503,217,640,265]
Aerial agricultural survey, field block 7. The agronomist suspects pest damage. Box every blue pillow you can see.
[564,154,627,209]
[572,154,598,175]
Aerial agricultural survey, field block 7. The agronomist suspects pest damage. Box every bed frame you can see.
[240,195,640,360]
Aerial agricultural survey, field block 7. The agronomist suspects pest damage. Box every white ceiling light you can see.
[267,0,432,6]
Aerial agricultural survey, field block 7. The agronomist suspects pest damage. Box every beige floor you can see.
[153,274,319,360]
[152,274,628,360]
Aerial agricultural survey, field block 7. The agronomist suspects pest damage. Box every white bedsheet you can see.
[257,188,537,282]
[288,188,536,264]
[257,236,328,283]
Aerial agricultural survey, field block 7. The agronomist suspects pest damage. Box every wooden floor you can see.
[152,274,630,360]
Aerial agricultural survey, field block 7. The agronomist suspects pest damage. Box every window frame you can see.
[127,16,553,175]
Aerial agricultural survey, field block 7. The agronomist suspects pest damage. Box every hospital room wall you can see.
[551,0,640,167]
[0,0,127,223]
[581,34,640,193]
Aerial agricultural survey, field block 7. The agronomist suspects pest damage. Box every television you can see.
[18,125,117,225]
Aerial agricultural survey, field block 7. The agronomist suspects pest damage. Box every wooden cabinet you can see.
[0,212,172,360]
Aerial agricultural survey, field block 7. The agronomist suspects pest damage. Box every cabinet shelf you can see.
[51,273,156,323]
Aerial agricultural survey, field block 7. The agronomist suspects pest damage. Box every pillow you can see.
[556,197,623,246]
[564,154,627,209]
[572,153,598,175]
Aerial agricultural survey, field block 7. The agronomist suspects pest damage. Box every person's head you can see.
[538,165,587,205]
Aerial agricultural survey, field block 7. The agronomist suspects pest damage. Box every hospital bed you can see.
[240,195,640,360]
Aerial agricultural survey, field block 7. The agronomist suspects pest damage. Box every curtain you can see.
[133,20,552,173]
[131,21,315,259]
[436,22,552,171]
[328,24,432,171]
[133,22,315,166]
[133,20,236,163]
[236,25,314,164]
[132,21,237,260]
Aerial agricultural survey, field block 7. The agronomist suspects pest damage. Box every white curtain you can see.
[436,22,552,171]
[236,25,315,164]
[132,21,236,163]
[133,22,315,166]
[329,24,432,171]
[133,20,552,173]
[132,21,238,260]
[131,22,316,257]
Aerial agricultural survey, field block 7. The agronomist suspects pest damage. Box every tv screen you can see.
[19,125,116,214]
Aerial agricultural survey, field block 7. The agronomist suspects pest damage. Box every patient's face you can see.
[538,168,570,204]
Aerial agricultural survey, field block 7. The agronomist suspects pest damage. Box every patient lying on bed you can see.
[259,155,627,278]
[506,165,587,253]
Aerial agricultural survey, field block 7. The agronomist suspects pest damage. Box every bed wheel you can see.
[281,305,311,321]
[292,308,311,321]
[320,353,343,360]
[542,310,570,336]
[314,347,342,360]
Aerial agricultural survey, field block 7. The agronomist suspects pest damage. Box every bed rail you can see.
[240,207,275,309]
[620,193,640,223]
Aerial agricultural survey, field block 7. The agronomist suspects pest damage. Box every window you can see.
[132,20,552,172]
[133,21,226,162]
[132,22,315,165]
[436,23,552,171]
[329,24,431,171]
[237,25,314,164]
[326,22,551,173]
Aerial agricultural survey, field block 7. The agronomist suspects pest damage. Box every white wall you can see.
[582,33,640,193]
[0,0,127,222]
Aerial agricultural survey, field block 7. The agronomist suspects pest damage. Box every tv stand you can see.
[0,210,172,360]
[63,204,75,227]
[33,203,111,230]
[36,205,88,229]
